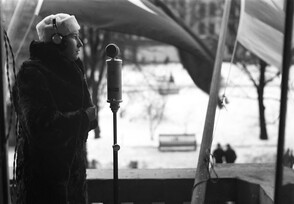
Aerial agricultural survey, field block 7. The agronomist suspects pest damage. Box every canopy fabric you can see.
[38,0,213,62]
[237,0,294,69]
[178,50,214,94]
[37,0,215,94]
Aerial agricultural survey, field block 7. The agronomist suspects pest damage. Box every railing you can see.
[87,168,194,204]
[86,164,281,204]
[10,164,294,204]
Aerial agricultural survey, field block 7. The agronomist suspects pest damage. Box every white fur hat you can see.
[36,13,80,42]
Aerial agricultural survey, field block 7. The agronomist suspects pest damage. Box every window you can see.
[210,2,216,16]
[209,22,215,35]
[199,22,206,35]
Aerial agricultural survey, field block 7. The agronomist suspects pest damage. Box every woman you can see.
[13,13,97,204]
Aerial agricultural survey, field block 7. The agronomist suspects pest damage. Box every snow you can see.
[8,62,294,169]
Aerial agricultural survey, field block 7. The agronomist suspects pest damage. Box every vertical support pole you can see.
[274,0,293,203]
[0,1,11,204]
[110,103,120,204]
[191,0,231,204]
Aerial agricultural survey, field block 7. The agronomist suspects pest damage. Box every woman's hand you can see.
[85,106,97,122]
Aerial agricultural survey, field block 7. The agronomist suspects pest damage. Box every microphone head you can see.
[105,43,120,58]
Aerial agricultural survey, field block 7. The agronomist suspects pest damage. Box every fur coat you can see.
[13,41,97,204]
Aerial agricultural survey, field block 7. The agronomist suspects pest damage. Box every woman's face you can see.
[62,31,83,61]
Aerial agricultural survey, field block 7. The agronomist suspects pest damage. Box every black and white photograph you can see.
[0,0,293,203]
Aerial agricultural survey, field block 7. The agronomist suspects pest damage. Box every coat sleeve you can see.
[82,77,98,131]
[14,65,90,151]
[76,58,98,131]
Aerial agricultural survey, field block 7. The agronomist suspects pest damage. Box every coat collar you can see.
[28,40,84,78]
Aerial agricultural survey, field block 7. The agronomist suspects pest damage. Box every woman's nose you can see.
[77,37,83,47]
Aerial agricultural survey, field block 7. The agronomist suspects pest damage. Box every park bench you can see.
[158,133,197,151]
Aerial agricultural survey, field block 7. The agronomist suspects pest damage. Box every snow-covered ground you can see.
[8,62,294,169]
[86,62,294,169]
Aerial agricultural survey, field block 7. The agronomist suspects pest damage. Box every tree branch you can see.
[238,62,258,88]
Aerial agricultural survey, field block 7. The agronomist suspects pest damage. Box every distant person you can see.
[89,159,99,169]
[283,148,294,168]
[224,144,237,163]
[291,150,294,169]
[213,143,225,163]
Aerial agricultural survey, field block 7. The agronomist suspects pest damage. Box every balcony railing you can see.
[86,163,294,204]
[9,163,294,204]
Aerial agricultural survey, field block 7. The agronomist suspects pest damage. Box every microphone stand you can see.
[110,102,120,204]
[106,44,122,204]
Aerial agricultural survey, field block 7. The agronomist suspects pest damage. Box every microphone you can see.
[105,44,122,203]
[106,44,122,104]
[106,43,120,58]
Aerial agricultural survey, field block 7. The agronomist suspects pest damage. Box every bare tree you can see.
[80,26,111,138]
[227,0,281,140]
[238,58,280,140]
[145,94,166,140]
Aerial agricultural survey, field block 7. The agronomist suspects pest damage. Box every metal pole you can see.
[110,103,120,204]
[0,1,11,203]
[191,0,231,203]
[274,0,293,203]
